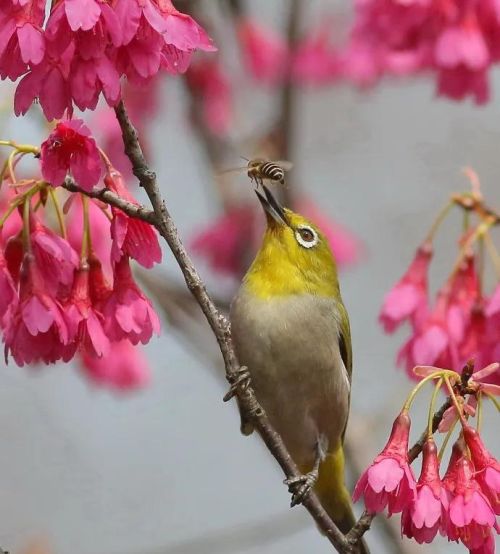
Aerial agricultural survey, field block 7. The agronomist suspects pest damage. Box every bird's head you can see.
[244,186,340,299]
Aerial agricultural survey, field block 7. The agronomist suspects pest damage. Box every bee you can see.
[221,158,293,187]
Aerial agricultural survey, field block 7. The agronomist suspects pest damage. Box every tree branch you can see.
[113,100,351,552]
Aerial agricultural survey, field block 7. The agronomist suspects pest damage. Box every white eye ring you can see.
[295,225,319,248]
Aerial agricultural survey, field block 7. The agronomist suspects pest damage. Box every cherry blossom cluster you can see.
[0,119,162,390]
[341,0,500,104]
[0,0,215,120]
[380,177,500,385]
[354,363,500,552]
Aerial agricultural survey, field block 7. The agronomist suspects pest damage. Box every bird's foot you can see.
[223,366,251,402]
[284,469,319,507]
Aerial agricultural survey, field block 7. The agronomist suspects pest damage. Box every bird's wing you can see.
[337,301,352,382]
[336,300,352,444]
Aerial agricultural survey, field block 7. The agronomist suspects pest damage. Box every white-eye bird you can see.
[230,186,368,553]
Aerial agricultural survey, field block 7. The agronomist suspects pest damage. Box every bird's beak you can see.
[255,186,288,226]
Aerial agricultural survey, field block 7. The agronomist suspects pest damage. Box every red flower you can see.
[14,40,75,121]
[190,204,256,277]
[185,57,232,136]
[292,21,338,86]
[113,0,214,82]
[0,0,45,80]
[30,213,78,291]
[40,119,102,190]
[401,438,448,543]
[105,170,162,268]
[462,424,500,515]
[379,243,432,333]
[79,339,150,390]
[442,441,498,552]
[237,18,288,86]
[4,254,70,366]
[353,411,416,515]
[102,255,160,344]
[0,247,18,329]
[65,264,110,358]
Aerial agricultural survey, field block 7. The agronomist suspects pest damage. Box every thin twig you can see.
[113,99,351,552]
[62,178,156,223]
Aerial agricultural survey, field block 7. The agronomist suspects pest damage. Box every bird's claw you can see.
[284,470,319,507]
[223,366,251,402]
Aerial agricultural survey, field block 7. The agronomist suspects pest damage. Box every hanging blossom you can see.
[380,175,500,385]
[236,17,288,86]
[5,0,216,119]
[340,0,500,104]
[354,362,500,552]
[0,121,162,390]
[185,56,233,137]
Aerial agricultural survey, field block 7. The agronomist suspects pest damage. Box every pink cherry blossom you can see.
[341,0,500,103]
[66,195,112,278]
[292,21,339,86]
[158,0,215,54]
[40,119,102,190]
[104,170,162,268]
[190,204,256,277]
[185,57,232,136]
[102,255,160,344]
[401,438,448,543]
[113,0,214,82]
[379,243,432,333]
[462,424,500,515]
[442,441,498,551]
[4,233,23,283]
[79,339,150,390]
[0,0,46,80]
[353,411,416,515]
[0,247,18,328]
[237,18,288,86]
[14,41,74,121]
[65,265,110,358]
[469,362,500,394]
[30,213,78,291]
[4,253,70,366]
[88,252,113,305]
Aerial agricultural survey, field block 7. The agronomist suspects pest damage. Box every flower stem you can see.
[403,370,458,412]
[443,376,466,426]
[476,392,483,432]
[447,219,495,284]
[49,188,67,239]
[425,200,455,242]
[427,378,443,437]
[22,193,32,252]
[438,417,459,461]
[483,231,500,279]
[0,140,39,154]
[81,194,92,260]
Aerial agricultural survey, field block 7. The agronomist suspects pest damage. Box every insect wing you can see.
[218,166,248,176]
[273,160,293,171]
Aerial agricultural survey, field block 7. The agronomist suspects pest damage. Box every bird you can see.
[230,185,368,553]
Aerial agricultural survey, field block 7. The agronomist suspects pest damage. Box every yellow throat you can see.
[244,187,340,300]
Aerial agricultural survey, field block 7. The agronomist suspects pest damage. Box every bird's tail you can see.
[313,447,370,554]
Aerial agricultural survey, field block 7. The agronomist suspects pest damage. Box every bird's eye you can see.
[295,225,318,248]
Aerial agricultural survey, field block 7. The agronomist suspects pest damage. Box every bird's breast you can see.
[230,289,350,467]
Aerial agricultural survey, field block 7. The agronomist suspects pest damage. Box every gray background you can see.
[1,1,500,552]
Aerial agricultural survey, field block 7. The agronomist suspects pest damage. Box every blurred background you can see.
[0,0,499,553]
